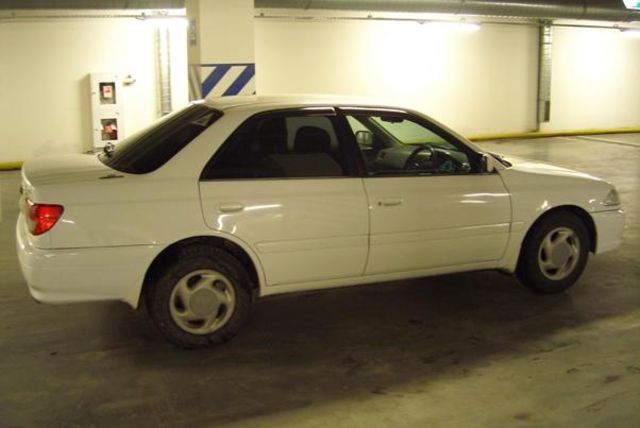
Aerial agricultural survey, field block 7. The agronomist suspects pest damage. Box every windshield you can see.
[99,103,222,174]
[347,115,458,150]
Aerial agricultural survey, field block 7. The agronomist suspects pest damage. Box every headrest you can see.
[257,117,287,154]
[294,126,331,154]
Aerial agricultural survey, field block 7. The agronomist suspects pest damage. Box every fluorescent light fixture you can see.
[620,28,640,38]
[425,21,481,32]
[623,0,640,10]
[138,12,188,29]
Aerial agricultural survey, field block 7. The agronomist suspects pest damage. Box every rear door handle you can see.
[219,203,245,213]
[378,198,403,207]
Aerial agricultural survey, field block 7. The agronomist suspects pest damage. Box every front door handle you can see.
[378,198,403,207]
[219,203,245,213]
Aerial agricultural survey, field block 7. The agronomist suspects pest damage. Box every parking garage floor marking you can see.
[559,136,640,149]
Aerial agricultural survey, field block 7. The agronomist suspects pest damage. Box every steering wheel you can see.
[404,145,437,171]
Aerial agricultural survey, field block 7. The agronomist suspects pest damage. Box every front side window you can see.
[346,113,474,176]
[202,112,351,179]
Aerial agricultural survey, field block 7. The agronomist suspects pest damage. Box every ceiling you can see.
[254,0,640,21]
[0,0,638,22]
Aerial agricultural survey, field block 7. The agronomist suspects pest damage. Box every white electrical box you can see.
[89,73,124,150]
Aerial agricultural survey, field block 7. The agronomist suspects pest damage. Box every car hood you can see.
[21,154,114,188]
[497,154,603,183]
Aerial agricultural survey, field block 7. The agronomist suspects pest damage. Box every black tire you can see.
[517,211,590,294]
[146,245,252,349]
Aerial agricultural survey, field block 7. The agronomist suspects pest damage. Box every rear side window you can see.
[201,112,351,179]
[100,104,221,174]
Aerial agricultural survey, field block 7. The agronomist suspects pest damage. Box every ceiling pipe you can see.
[0,0,183,8]
[254,0,640,22]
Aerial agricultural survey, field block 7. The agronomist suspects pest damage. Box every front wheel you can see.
[517,211,591,294]
[146,245,252,348]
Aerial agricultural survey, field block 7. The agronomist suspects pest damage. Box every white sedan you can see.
[16,96,625,348]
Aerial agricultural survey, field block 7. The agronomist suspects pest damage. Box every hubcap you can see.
[538,227,581,281]
[190,288,219,317]
[169,269,236,335]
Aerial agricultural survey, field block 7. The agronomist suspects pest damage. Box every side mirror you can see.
[355,130,374,148]
[480,153,496,173]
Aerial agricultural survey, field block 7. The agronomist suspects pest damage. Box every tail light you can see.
[26,200,64,236]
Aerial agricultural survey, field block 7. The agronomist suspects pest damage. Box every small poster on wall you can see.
[99,82,116,104]
[90,73,123,149]
[100,118,118,141]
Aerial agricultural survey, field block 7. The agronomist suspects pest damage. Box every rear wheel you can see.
[517,211,590,294]
[146,245,252,348]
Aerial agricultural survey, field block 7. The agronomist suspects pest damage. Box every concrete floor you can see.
[0,134,639,427]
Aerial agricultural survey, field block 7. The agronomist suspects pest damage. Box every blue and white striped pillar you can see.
[189,63,256,99]
[186,0,255,99]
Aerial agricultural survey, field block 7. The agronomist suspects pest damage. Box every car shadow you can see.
[1,247,636,427]
[79,261,635,427]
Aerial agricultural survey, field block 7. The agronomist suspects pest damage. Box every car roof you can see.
[201,94,478,150]
[203,94,405,113]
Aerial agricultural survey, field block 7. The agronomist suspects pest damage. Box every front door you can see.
[363,175,511,274]
[342,109,511,275]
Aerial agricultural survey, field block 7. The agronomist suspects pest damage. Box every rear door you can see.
[199,108,369,287]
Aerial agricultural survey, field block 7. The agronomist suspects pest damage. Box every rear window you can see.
[99,103,221,174]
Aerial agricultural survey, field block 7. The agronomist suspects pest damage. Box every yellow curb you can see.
[468,127,640,142]
[0,161,23,171]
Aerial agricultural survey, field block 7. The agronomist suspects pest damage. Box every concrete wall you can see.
[0,17,188,163]
[254,17,640,136]
[255,19,540,136]
[543,26,640,131]
[1,11,639,164]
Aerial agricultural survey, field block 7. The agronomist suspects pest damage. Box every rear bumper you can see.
[16,214,159,308]
[592,209,625,254]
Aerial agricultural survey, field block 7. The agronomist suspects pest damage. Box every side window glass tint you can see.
[203,114,349,179]
[346,114,472,176]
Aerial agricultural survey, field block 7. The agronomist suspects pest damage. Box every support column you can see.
[155,26,173,115]
[186,0,256,100]
[537,23,553,129]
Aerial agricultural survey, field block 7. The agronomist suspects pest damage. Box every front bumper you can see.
[592,209,625,254]
[16,214,160,308]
